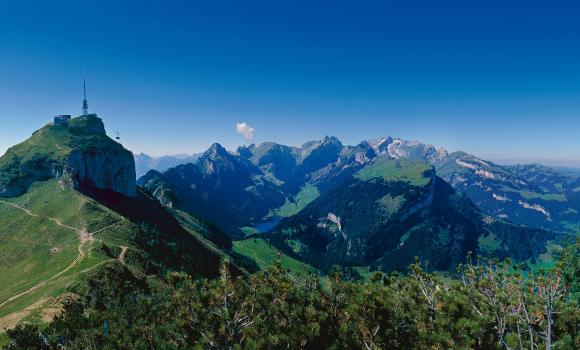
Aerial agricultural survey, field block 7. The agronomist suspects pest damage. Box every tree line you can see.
[6,240,579,349]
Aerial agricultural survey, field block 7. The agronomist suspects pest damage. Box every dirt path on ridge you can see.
[119,246,128,265]
[0,200,122,310]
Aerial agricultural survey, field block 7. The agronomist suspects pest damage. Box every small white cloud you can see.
[235,122,255,141]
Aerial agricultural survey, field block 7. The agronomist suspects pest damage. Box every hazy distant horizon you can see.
[3,125,579,169]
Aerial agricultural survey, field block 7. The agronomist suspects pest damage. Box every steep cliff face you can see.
[0,115,136,197]
[66,147,136,197]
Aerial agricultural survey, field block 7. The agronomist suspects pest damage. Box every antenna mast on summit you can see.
[82,73,89,116]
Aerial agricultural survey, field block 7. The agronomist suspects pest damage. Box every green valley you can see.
[269,183,320,218]
[355,158,432,186]
[233,238,315,275]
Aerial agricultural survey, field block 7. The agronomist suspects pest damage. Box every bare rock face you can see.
[65,115,136,197]
[152,186,174,208]
[66,147,137,197]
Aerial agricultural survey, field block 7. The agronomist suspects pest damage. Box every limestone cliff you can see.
[0,115,136,197]
[65,146,136,197]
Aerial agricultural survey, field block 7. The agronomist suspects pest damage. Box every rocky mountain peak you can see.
[322,135,342,145]
[385,139,447,162]
[67,115,107,136]
[204,143,230,159]
[0,115,136,197]
[364,137,394,155]
[236,144,255,159]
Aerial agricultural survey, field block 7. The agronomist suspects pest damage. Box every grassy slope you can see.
[355,158,432,186]
[0,180,137,322]
[0,204,78,305]
[0,117,117,190]
[270,183,320,218]
[0,179,241,325]
[233,238,315,275]
[0,179,233,327]
[239,226,258,236]
[500,186,567,202]
[171,209,238,260]
[238,184,320,236]
[0,117,138,329]
[353,266,383,280]
[527,243,562,272]
[0,116,236,335]
[478,232,502,255]
[7,117,112,158]
[0,124,72,166]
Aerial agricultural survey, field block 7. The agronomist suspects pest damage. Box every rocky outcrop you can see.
[152,186,175,208]
[0,115,137,198]
[66,147,136,197]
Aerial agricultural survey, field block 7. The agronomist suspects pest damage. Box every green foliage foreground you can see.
[6,241,579,350]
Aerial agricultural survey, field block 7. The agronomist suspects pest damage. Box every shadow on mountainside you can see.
[78,181,246,278]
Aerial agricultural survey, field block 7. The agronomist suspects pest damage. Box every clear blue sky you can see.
[1,0,579,166]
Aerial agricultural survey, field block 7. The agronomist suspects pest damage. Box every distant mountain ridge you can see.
[141,135,580,236]
[434,152,580,233]
[138,143,287,238]
[268,156,554,272]
[139,135,571,274]
[134,152,200,178]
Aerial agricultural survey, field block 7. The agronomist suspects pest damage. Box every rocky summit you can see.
[0,115,136,198]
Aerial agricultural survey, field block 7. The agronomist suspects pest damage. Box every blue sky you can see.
[0,0,579,166]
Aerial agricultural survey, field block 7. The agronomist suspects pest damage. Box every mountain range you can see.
[138,143,287,238]
[140,136,580,235]
[139,135,577,274]
[268,157,553,272]
[133,152,200,178]
[0,116,577,332]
